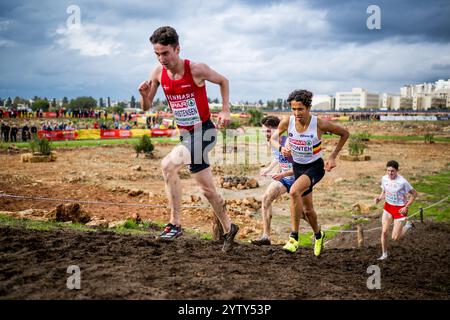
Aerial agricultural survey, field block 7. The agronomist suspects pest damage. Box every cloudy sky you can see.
[0,0,449,102]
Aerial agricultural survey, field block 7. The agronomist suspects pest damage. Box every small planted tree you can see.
[134,135,154,158]
[424,133,434,144]
[348,135,366,156]
[29,135,52,155]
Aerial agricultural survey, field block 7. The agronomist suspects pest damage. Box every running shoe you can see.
[251,237,271,246]
[313,230,325,256]
[377,252,388,261]
[222,223,239,252]
[283,237,299,253]
[158,223,182,240]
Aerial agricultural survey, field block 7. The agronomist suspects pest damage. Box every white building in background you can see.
[401,79,450,110]
[335,88,380,110]
[382,93,401,110]
[312,95,335,111]
[435,79,450,90]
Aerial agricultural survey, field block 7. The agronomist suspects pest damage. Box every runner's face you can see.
[153,43,180,69]
[262,125,276,142]
[290,101,309,123]
[386,167,398,179]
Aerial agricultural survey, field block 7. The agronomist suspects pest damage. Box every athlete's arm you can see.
[138,65,161,112]
[270,116,289,157]
[318,118,350,172]
[399,188,418,214]
[191,62,230,127]
[374,190,385,204]
[260,160,278,176]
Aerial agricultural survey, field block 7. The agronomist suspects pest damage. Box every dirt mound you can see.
[0,221,448,299]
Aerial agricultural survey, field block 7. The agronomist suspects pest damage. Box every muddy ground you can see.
[0,220,449,299]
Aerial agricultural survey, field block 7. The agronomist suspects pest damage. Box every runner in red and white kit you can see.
[375,160,418,260]
[138,26,239,252]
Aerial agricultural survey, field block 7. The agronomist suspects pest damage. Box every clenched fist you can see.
[138,80,151,97]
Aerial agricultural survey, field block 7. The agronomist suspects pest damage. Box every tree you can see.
[130,95,136,109]
[99,97,104,108]
[276,98,283,109]
[107,96,111,108]
[248,109,263,127]
[32,99,50,112]
[62,97,69,105]
[5,97,12,107]
[112,102,126,114]
[69,96,97,110]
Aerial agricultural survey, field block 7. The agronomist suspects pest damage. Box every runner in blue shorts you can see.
[251,116,308,246]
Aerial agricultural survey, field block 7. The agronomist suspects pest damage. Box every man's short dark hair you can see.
[261,116,280,128]
[287,89,313,108]
[150,26,179,47]
[386,160,399,170]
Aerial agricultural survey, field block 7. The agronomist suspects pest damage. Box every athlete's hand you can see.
[271,173,283,181]
[138,80,151,97]
[280,143,291,158]
[374,196,381,204]
[325,156,336,172]
[260,168,270,176]
[399,206,409,215]
[217,110,231,128]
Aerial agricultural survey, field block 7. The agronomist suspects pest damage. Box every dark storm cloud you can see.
[307,0,450,43]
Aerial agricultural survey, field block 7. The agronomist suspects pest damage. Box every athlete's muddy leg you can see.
[288,175,311,233]
[302,191,320,234]
[193,167,232,234]
[161,145,191,226]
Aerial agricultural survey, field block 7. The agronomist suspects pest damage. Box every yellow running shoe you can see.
[283,237,299,253]
[314,231,325,256]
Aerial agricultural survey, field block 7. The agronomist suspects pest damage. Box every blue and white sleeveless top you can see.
[272,136,295,184]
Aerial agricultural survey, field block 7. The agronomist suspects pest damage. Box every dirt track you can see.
[1,221,449,300]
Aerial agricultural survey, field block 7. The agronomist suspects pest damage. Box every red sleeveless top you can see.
[161,59,211,131]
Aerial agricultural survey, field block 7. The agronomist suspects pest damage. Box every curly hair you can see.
[260,116,280,128]
[287,90,313,108]
[150,26,179,47]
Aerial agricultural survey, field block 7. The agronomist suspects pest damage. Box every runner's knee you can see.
[161,157,178,178]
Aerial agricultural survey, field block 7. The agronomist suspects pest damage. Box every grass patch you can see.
[0,214,94,232]
[408,170,450,222]
[0,137,178,150]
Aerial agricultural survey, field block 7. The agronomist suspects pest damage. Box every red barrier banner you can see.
[38,130,78,140]
[100,129,132,139]
[151,129,177,137]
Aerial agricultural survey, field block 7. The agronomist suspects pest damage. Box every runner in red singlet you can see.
[138,26,238,252]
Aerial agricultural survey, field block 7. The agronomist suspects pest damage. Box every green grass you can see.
[322,133,450,142]
[0,214,215,239]
[0,214,95,232]
[296,223,352,247]
[0,137,178,150]
[407,170,450,222]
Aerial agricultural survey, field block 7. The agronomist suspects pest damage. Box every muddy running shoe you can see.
[283,237,299,253]
[404,221,415,231]
[377,252,388,261]
[251,237,271,246]
[313,231,325,256]
[158,223,182,240]
[222,223,239,253]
